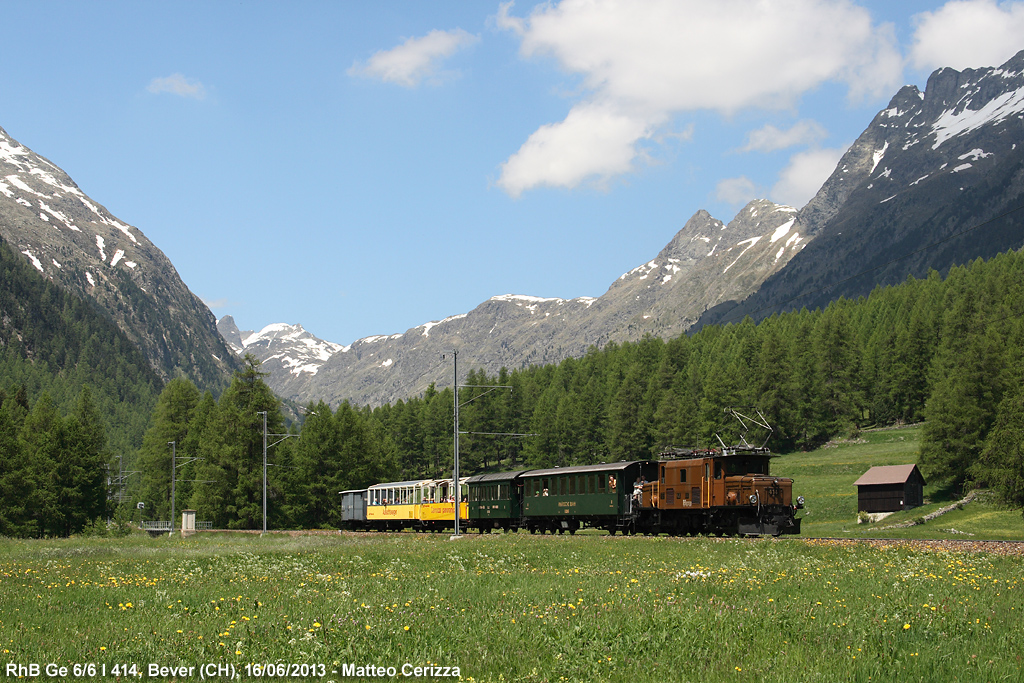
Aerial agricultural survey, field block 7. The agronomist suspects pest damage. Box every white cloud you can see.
[147,73,207,100]
[348,28,478,87]
[910,1,1024,72]
[740,120,829,153]
[496,0,901,196]
[497,102,659,197]
[715,176,761,206]
[770,146,848,208]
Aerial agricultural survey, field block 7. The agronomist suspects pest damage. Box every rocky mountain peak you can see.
[0,125,237,390]
[694,50,1024,330]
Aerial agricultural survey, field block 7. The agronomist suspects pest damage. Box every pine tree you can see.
[190,355,283,529]
[292,401,341,528]
[136,378,201,520]
[21,393,60,536]
[0,403,33,536]
[920,268,1003,492]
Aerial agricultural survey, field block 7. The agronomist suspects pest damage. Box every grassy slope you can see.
[772,425,1024,540]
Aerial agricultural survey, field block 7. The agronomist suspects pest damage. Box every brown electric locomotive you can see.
[632,445,803,536]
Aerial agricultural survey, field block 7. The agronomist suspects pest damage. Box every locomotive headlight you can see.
[796,496,805,509]
[748,493,759,505]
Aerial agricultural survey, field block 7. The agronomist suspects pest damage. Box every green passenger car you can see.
[521,461,657,534]
[466,470,531,532]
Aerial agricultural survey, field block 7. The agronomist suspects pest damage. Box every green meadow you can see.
[774,424,1024,540]
[1,532,1021,682]
[2,427,1022,682]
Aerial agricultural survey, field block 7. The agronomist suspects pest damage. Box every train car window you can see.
[569,477,576,495]
[597,475,606,493]
[589,475,595,494]
[680,469,687,483]
[559,477,566,496]
[660,465,666,484]
[715,463,723,480]
[609,474,617,491]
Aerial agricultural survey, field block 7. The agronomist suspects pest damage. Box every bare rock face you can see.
[0,126,238,391]
[234,197,806,407]
[234,53,1024,408]
[696,49,1024,327]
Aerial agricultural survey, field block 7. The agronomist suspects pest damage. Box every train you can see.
[340,443,803,537]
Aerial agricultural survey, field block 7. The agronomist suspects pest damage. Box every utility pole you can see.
[168,441,208,537]
[257,410,297,536]
[261,411,268,535]
[452,350,460,537]
[169,441,175,536]
[441,351,530,539]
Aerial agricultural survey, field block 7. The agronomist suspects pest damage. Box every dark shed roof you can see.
[853,464,925,487]
[523,461,652,478]
[466,470,532,484]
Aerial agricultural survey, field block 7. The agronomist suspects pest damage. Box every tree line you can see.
[3,241,1021,535]
[126,248,1023,530]
[0,387,109,536]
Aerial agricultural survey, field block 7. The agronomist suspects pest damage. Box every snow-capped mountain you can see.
[0,125,237,389]
[234,51,1024,408]
[696,49,1024,327]
[231,195,805,407]
[217,316,346,394]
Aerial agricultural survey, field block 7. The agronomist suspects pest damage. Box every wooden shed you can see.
[853,464,926,513]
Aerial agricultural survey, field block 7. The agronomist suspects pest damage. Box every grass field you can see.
[2,427,1022,682]
[773,425,1024,540]
[2,531,1022,683]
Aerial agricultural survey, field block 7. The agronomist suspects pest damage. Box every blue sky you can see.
[3,1,1023,345]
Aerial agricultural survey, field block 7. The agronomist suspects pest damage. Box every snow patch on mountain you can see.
[931,84,1024,149]
[232,322,346,376]
[21,250,43,273]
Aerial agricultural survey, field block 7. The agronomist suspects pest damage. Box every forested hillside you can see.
[0,237,161,454]
[0,237,165,536]
[129,248,1024,531]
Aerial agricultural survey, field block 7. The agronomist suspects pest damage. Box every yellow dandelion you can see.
[903,623,911,630]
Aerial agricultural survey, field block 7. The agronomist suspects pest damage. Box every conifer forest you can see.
[2,243,1023,535]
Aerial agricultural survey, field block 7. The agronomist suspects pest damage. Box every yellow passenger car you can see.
[365,478,468,531]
